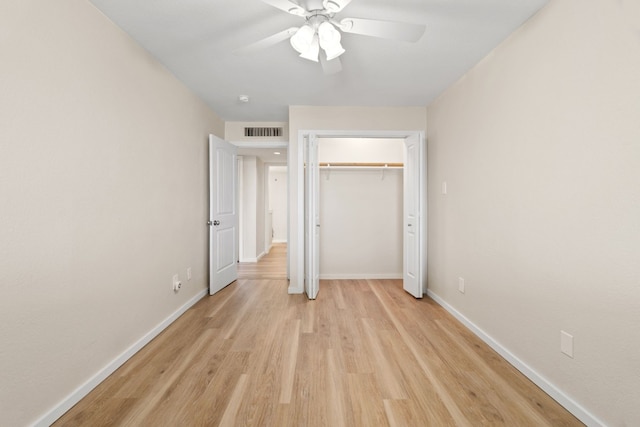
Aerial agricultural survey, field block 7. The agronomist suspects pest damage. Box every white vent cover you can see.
[244,127,283,138]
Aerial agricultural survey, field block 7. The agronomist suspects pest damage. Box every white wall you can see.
[256,157,265,256]
[239,156,267,261]
[319,169,403,278]
[240,156,257,261]
[426,0,640,425]
[288,107,427,292]
[269,167,288,242]
[318,138,405,164]
[0,1,224,425]
[318,138,404,278]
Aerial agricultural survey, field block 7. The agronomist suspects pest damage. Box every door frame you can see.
[231,141,289,276]
[293,130,427,296]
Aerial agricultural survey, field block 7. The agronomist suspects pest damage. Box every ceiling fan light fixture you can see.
[317,22,344,60]
[323,41,345,61]
[290,24,315,54]
[318,21,341,48]
[299,35,320,62]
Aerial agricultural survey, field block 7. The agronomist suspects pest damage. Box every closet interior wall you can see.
[318,138,405,279]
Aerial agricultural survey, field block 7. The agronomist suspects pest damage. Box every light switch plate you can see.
[561,330,574,358]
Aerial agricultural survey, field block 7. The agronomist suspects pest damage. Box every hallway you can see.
[237,242,287,280]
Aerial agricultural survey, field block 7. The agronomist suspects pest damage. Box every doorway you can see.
[235,145,288,280]
[317,137,405,280]
[297,131,426,299]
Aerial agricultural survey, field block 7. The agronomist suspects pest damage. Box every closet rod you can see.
[318,162,403,168]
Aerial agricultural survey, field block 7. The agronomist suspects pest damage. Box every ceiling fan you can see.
[240,0,426,74]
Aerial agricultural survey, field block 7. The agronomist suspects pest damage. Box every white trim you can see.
[295,130,426,297]
[230,141,288,149]
[426,289,606,427]
[237,156,244,263]
[239,251,266,263]
[32,289,208,427]
[272,239,287,243]
[295,131,305,292]
[320,274,403,280]
[264,167,271,256]
[288,284,304,294]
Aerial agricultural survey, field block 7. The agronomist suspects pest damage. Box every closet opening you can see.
[317,138,405,280]
[298,130,426,299]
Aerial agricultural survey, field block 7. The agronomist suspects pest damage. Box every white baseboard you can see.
[257,251,265,261]
[239,257,258,263]
[32,289,208,427]
[426,290,605,427]
[272,239,287,243]
[319,274,402,280]
[288,284,303,294]
[289,275,402,294]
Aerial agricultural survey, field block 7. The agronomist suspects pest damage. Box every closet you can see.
[318,138,405,279]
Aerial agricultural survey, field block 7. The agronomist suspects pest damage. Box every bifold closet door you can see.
[305,134,320,299]
[403,133,423,298]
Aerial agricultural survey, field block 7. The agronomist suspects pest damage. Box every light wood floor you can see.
[55,246,582,426]
[237,243,287,280]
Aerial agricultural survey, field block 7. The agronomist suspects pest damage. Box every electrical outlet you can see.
[187,267,192,281]
[173,274,181,292]
[560,331,574,358]
[458,277,465,293]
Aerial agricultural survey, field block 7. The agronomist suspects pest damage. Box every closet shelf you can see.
[319,162,403,169]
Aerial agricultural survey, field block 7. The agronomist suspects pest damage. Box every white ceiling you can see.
[237,147,288,163]
[88,0,549,122]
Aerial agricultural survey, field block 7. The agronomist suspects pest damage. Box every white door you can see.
[209,135,238,295]
[403,133,423,298]
[304,134,320,299]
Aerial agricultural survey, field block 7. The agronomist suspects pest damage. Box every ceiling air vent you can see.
[244,127,283,138]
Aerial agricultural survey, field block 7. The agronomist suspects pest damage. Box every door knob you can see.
[207,220,213,226]
[213,220,220,226]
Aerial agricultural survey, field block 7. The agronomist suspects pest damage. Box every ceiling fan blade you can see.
[322,0,352,13]
[261,0,306,16]
[320,55,342,74]
[338,17,425,42]
[236,27,298,54]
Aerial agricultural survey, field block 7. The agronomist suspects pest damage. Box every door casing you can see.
[292,130,426,297]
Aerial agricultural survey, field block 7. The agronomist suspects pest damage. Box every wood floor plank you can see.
[347,373,389,426]
[218,374,249,427]
[325,348,353,427]
[360,317,408,400]
[54,247,583,427]
[368,280,476,427]
[279,319,301,404]
[115,328,217,425]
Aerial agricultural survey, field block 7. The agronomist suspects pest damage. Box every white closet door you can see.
[403,133,423,298]
[305,134,320,299]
